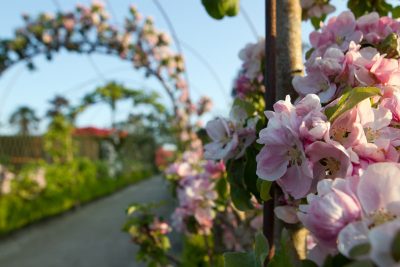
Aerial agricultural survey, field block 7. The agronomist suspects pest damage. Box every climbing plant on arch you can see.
[0,2,211,143]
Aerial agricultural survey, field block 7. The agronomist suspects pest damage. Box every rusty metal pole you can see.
[263,0,277,263]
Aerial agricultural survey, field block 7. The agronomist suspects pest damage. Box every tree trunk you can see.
[275,0,307,260]
[276,0,303,100]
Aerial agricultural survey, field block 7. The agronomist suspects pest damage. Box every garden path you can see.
[0,176,178,267]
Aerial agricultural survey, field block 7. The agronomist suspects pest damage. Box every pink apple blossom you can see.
[298,178,361,249]
[353,99,400,162]
[310,11,362,52]
[203,160,225,179]
[172,173,218,234]
[204,117,239,161]
[238,39,265,80]
[301,0,335,19]
[204,106,257,161]
[338,163,400,267]
[274,205,299,224]
[381,90,400,124]
[357,12,400,44]
[256,95,324,198]
[306,141,352,182]
[292,71,337,103]
[149,218,171,235]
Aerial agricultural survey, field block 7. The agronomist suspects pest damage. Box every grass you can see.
[0,159,153,236]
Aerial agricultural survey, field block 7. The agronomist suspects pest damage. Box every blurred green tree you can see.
[9,106,40,135]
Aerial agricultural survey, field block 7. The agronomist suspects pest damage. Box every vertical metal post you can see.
[263,0,277,263]
[264,0,276,111]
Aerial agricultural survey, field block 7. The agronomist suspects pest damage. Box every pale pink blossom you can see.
[299,109,330,141]
[204,160,225,179]
[165,162,195,177]
[381,90,400,123]
[353,99,400,162]
[238,39,265,80]
[235,75,254,99]
[274,205,299,224]
[172,173,218,234]
[0,166,15,195]
[204,106,257,161]
[292,72,337,103]
[301,0,335,19]
[338,163,400,267]
[204,117,239,161]
[256,95,319,198]
[306,141,352,181]
[30,168,46,189]
[149,218,171,235]
[310,11,362,52]
[298,178,361,249]
[357,12,400,44]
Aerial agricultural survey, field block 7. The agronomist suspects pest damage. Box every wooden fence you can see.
[0,136,100,165]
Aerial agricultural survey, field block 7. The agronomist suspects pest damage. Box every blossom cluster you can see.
[255,10,400,267]
[204,106,258,161]
[301,0,335,20]
[0,165,46,195]
[167,149,225,235]
[299,163,400,267]
[294,11,400,103]
[0,165,15,195]
[124,203,172,265]
[149,217,172,236]
[233,39,265,100]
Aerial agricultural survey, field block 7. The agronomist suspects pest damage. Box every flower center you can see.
[364,127,380,143]
[368,209,397,229]
[336,35,345,45]
[331,127,351,143]
[392,121,400,129]
[287,146,302,166]
[319,157,340,178]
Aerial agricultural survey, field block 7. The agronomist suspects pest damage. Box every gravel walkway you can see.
[0,176,175,267]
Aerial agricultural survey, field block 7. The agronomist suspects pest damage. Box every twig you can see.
[203,234,214,265]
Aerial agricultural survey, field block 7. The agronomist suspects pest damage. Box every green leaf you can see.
[377,33,400,59]
[244,147,261,200]
[233,98,256,117]
[181,234,210,267]
[255,232,269,266]
[322,254,352,267]
[347,0,371,17]
[325,87,381,122]
[215,177,228,200]
[230,184,254,211]
[391,230,400,262]
[343,260,374,267]
[348,243,371,258]
[201,0,240,20]
[310,14,326,29]
[392,6,400,18]
[302,259,319,267]
[224,252,257,267]
[348,0,393,17]
[126,205,138,215]
[375,0,392,16]
[305,48,315,60]
[227,159,254,211]
[268,230,300,267]
[260,180,272,201]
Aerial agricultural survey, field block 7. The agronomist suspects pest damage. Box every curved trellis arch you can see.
[0,2,211,140]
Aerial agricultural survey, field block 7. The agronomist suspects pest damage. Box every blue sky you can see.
[0,0,350,134]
